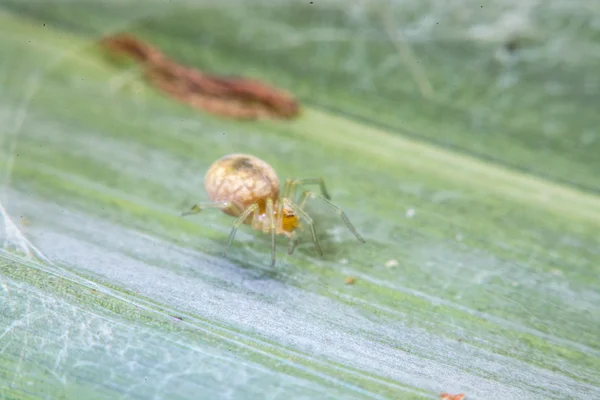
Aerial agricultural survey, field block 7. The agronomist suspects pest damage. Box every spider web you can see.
[1,0,600,399]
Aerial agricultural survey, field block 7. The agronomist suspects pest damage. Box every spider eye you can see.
[283,210,296,219]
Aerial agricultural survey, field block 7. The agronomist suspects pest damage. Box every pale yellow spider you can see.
[182,153,365,265]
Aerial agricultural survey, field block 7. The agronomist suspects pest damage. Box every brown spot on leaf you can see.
[99,34,300,119]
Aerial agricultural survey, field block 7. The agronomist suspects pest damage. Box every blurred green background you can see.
[1,0,599,399]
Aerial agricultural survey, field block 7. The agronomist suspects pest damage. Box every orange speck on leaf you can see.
[440,392,465,400]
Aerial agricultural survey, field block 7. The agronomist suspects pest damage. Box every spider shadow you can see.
[206,236,295,283]
[187,200,365,278]
[239,211,358,265]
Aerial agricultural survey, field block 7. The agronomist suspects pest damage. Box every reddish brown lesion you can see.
[99,33,301,120]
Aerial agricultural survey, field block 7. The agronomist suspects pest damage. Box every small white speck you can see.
[406,208,416,218]
[385,259,399,268]
[550,268,563,277]
[455,233,463,241]
[339,258,348,265]
[512,281,519,287]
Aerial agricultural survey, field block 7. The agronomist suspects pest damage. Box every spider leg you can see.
[288,237,299,255]
[224,203,259,257]
[282,178,293,199]
[181,201,238,216]
[266,198,276,266]
[283,198,323,256]
[277,179,291,218]
[302,192,365,243]
[298,191,311,212]
[284,178,331,203]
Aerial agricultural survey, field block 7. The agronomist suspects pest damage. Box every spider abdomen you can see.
[204,153,280,216]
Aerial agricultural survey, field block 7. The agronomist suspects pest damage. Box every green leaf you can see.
[1,1,599,399]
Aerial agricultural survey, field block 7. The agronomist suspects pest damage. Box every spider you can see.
[182,153,365,265]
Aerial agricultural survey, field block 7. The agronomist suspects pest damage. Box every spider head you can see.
[280,206,299,233]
